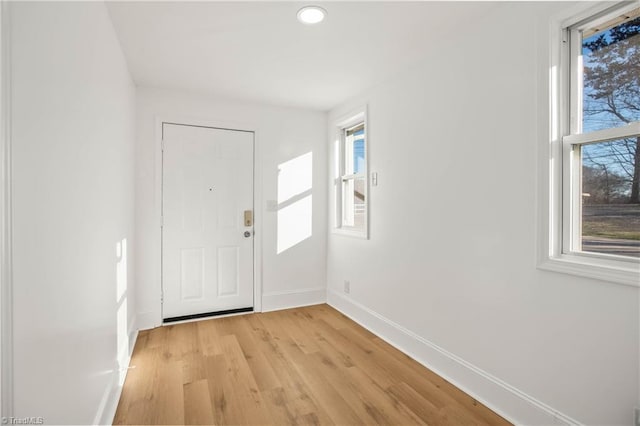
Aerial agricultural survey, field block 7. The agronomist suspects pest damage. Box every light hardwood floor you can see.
[114,304,511,425]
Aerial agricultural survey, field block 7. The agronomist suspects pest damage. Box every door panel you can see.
[162,123,254,319]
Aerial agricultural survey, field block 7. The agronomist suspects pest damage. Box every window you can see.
[565,4,640,260]
[333,108,368,238]
[540,2,640,286]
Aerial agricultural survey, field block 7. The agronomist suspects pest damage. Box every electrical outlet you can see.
[343,280,350,294]
[634,407,640,426]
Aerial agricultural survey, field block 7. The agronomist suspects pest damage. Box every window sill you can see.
[332,227,368,240]
[538,254,639,287]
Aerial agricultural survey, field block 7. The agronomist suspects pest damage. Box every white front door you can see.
[162,123,254,320]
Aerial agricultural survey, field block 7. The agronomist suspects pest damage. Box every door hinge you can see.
[160,215,163,227]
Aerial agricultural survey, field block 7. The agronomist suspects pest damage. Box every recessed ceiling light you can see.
[297,6,327,25]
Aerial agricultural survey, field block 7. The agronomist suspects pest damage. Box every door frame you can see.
[154,116,263,323]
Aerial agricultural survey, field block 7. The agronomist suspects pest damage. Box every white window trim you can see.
[538,1,640,287]
[331,105,369,239]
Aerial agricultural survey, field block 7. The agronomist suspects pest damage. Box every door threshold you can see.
[163,306,253,324]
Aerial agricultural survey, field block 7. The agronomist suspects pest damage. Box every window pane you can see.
[345,123,365,175]
[580,138,640,257]
[581,11,640,133]
[342,176,366,229]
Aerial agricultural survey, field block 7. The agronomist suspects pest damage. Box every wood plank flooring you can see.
[114,304,511,425]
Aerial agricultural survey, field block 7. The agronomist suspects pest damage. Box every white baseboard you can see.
[261,287,326,312]
[326,289,581,426]
[92,323,139,425]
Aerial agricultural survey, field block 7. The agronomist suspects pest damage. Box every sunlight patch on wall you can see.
[277,152,313,254]
[116,238,129,385]
[278,195,313,254]
[278,152,313,203]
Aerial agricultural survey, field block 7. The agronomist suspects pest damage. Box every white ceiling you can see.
[107,2,493,111]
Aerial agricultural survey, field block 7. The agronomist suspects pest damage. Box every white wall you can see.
[327,3,638,425]
[11,2,136,424]
[135,87,327,328]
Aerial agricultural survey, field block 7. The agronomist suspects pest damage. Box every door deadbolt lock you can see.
[244,210,253,227]
[244,231,252,238]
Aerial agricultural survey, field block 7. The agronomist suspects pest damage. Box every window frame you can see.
[539,1,640,287]
[332,106,369,239]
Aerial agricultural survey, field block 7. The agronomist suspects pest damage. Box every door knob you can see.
[244,231,252,238]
